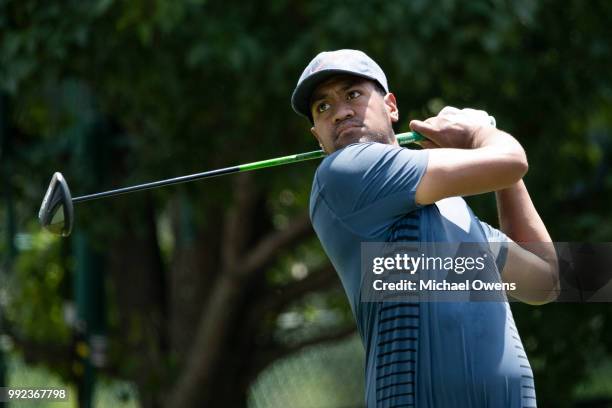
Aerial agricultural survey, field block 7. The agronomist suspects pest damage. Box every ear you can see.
[384,93,399,123]
[310,126,323,148]
[310,126,326,152]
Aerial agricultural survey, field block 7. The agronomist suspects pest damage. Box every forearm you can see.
[496,181,559,303]
[495,180,550,243]
[496,180,556,261]
[473,126,527,164]
[416,128,528,204]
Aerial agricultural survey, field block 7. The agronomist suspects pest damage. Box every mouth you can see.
[335,122,363,139]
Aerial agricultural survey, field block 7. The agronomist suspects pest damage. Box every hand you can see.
[409,106,495,149]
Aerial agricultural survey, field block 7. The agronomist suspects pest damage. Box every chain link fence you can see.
[249,334,366,408]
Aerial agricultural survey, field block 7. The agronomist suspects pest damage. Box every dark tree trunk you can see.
[106,194,168,408]
[168,194,223,367]
[97,174,332,407]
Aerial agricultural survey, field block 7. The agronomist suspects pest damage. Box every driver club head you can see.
[38,172,74,237]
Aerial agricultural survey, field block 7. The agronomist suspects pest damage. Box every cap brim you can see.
[291,69,382,121]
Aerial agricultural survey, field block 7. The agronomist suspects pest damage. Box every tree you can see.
[1,0,612,406]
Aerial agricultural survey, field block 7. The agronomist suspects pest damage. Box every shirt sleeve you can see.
[478,220,511,272]
[313,142,429,238]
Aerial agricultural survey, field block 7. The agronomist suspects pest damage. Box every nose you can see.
[332,101,354,123]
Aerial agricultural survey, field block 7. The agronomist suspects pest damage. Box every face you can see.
[309,75,399,154]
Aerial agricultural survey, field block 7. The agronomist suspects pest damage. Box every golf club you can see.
[38,131,425,237]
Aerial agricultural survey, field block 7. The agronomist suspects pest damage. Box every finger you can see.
[439,106,460,116]
[463,108,489,122]
[463,108,488,117]
[462,108,495,127]
[409,119,436,136]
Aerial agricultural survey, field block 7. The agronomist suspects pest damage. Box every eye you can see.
[317,102,331,113]
[347,90,361,100]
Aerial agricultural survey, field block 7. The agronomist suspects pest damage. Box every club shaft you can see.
[72,131,424,203]
[72,166,241,203]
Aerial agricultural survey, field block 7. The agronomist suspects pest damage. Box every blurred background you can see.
[1,0,612,407]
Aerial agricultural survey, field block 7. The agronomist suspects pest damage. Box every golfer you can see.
[291,49,558,407]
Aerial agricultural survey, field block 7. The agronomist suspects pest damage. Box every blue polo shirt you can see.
[309,142,537,408]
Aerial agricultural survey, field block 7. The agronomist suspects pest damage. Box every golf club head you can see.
[39,172,74,237]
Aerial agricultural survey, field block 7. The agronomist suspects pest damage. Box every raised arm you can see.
[410,107,528,205]
[410,107,558,304]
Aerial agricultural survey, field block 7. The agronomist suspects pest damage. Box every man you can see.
[291,49,558,407]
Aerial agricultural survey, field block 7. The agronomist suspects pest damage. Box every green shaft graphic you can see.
[239,131,424,172]
[73,131,424,202]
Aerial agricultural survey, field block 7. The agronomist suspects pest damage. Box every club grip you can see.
[396,131,425,146]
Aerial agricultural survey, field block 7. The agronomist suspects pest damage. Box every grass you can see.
[4,351,138,408]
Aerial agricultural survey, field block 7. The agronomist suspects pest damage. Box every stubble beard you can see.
[333,123,395,152]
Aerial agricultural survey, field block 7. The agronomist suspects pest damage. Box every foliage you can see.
[1,0,612,406]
